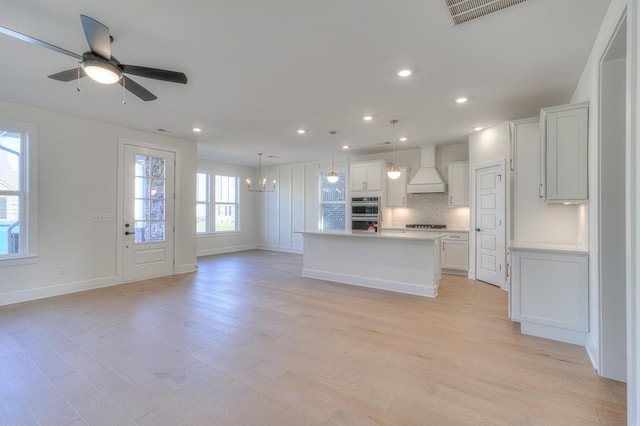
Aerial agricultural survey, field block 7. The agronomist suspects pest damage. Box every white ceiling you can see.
[0,0,610,166]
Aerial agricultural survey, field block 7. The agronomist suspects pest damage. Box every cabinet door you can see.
[350,164,367,191]
[387,166,408,207]
[543,103,588,202]
[365,163,382,191]
[442,240,468,270]
[448,162,469,206]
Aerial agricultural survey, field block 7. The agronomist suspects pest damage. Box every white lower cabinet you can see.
[509,246,588,345]
[441,232,468,274]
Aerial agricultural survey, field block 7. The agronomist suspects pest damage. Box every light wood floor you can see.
[0,250,626,425]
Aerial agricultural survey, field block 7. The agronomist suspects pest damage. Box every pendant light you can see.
[387,119,402,180]
[246,153,276,192]
[327,130,339,183]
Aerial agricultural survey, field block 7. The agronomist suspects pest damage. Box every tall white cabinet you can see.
[447,162,469,206]
[386,166,408,207]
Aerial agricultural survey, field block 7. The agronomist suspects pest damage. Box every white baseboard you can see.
[255,244,303,254]
[520,322,587,346]
[0,275,119,307]
[197,244,256,257]
[585,333,600,373]
[175,263,198,274]
[302,268,438,298]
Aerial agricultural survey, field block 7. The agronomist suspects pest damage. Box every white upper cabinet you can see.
[387,166,408,207]
[448,162,469,206]
[350,162,383,193]
[540,102,589,202]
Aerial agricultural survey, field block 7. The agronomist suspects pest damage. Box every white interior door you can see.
[475,164,505,287]
[123,145,175,281]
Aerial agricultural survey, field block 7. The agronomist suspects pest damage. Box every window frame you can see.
[318,169,347,231]
[196,171,210,234]
[213,174,239,233]
[0,119,38,266]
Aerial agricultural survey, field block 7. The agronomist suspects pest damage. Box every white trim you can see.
[628,0,639,423]
[198,244,257,257]
[520,323,587,346]
[175,263,198,274]
[255,244,303,254]
[0,275,118,307]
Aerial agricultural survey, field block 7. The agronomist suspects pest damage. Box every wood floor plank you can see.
[0,249,627,425]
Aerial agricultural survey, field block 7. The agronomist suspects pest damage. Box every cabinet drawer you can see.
[443,232,468,241]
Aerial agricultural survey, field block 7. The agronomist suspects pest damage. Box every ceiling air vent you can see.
[445,0,527,25]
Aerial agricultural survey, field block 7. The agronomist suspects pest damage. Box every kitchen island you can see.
[296,230,444,297]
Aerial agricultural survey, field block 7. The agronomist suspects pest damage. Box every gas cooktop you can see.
[405,224,447,229]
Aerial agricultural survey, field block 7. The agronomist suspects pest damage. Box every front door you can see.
[475,164,505,287]
[123,145,175,281]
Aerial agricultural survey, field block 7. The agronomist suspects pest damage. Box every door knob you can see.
[475,228,481,232]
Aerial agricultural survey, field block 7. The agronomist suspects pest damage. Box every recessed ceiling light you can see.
[342,145,350,150]
[456,97,468,104]
[297,129,306,134]
[398,69,412,77]
[363,116,373,121]
[399,137,408,142]
[192,127,202,133]
[474,126,483,131]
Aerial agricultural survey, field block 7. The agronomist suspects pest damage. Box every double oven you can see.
[351,196,381,231]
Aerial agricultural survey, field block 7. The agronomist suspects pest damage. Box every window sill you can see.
[0,255,38,267]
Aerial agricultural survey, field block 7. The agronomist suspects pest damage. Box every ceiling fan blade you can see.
[80,15,111,59]
[0,25,82,60]
[119,75,157,101]
[48,68,86,82]
[121,65,188,84]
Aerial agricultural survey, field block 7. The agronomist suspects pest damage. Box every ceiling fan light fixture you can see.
[82,59,122,84]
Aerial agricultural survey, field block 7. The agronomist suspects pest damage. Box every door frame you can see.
[469,158,508,290]
[116,138,179,282]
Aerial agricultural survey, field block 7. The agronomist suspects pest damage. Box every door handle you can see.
[125,231,134,235]
[475,228,481,232]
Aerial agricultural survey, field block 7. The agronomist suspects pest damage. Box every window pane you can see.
[215,204,235,231]
[321,172,346,202]
[151,221,165,241]
[134,221,150,243]
[321,204,345,230]
[0,196,20,255]
[151,200,165,220]
[135,155,149,177]
[196,173,208,202]
[215,175,237,203]
[135,177,150,198]
[0,131,21,190]
[151,179,165,199]
[196,203,207,233]
[150,157,165,177]
[135,199,150,221]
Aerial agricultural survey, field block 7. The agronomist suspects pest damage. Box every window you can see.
[214,175,238,232]
[196,172,209,233]
[0,121,37,263]
[319,171,346,230]
[196,172,239,233]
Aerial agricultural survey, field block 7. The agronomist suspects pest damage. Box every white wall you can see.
[570,0,629,379]
[0,100,197,305]
[196,160,258,256]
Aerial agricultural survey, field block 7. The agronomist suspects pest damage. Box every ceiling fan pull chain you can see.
[76,64,81,92]
[122,77,126,106]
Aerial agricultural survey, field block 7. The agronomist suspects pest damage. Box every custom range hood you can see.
[406,144,447,193]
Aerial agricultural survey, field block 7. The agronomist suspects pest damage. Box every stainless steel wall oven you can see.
[351,196,380,231]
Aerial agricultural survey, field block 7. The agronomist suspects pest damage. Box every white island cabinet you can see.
[297,230,443,297]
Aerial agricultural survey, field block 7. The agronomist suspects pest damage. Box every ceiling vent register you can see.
[445,0,527,25]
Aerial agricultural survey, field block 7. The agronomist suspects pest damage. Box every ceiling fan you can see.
[0,14,187,101]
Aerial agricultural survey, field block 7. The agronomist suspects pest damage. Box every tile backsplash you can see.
[390,193,470,230]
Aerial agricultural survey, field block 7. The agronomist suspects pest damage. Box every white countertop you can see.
[296,229,446,241]
[381,226,469,233]
[509,241,588,255]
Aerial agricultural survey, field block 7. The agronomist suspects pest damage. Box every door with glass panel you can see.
[123,145,175,281]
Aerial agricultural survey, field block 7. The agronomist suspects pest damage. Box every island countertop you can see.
[295,229,446,241]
